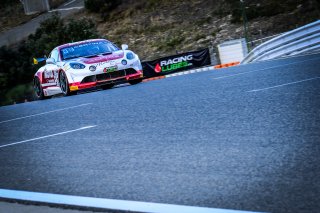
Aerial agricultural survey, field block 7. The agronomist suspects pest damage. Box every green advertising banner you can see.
[142,48,211,78]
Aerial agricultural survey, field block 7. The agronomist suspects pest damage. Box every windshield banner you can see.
[142,48,211,78]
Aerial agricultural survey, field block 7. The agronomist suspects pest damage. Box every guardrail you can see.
[241,20,320,64]
[249,33,282,50]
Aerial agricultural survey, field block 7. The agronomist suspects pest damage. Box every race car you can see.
[33,39,143,99]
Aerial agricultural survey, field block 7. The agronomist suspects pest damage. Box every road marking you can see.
[247,77,320,92]
[212,70,254,80]
[49,6,84,12]
[0,189,263,213]
[165,66,213,78]
[0,125,96,149]
[64,0,76,6]
[0,103,92,124]
[212,57,320,80]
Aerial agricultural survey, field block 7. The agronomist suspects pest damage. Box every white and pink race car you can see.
[33,39,143,99]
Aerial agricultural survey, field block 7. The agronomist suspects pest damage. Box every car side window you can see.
[50,49,60,62]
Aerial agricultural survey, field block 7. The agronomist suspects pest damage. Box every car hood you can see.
[67,51,124,64]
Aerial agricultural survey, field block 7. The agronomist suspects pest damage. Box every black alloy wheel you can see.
[59,71,76,96]
[34,77,50,100]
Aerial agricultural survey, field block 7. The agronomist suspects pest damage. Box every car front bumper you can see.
[69,70,143,92]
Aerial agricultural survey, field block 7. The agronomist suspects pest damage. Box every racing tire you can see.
[33,77,51,100]
[59,71,77,96]
[101,83,114,90]
[128,78,142,85]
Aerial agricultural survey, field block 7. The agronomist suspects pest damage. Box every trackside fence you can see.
[21,0,50,15]
[241,20,320,64]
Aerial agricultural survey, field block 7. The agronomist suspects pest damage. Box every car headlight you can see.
[70,63,85,69]
[126,52,135,60]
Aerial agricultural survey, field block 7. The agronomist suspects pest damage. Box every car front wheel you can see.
[34,77,51,100]
[59,71,76,96]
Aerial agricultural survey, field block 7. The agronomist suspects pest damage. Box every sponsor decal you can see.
[94,60,116,69]
[44,69,59,84]
[44,70,54,79]
[142,48,210,78]
[154,63,162,73]
[155,55,193,72]
[83,54,123,64]
[103,65,118,73]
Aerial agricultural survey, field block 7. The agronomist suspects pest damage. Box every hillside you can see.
[1,0,319,60]
[70,0,320,61]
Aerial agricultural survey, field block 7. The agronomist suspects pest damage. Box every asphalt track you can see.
[0,53,320,212]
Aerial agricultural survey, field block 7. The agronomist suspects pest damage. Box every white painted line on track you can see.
[212,70,255,80]
[0,103,92,124]
[213,57,320,80]
[0,189,263,213]
[247,76,320,92]
[49,6,83,12]
[166,66,213,78]
[0,125,96,149]
[64,0,76,6]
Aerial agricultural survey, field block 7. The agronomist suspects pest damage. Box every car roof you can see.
[56,39,109,50]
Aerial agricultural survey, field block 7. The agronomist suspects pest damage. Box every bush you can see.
[84,0,122,13]
[26,13,99,60]
[228,0,306,23]
[85,0,105,13]
[49,0,68,9]
[2,0,16,5]
[3,83,34,105]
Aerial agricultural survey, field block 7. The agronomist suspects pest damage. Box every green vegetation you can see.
[194,33,206,41]
[0,14,99,106]
[226,0,310,23]
[195,17,212,26]
[50,0,69,9]
[2,0,15,5]
[84,0,122,19]
[155,35,185,51]
[3,83,34,104]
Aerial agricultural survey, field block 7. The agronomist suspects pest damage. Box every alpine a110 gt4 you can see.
[33,39,143,99]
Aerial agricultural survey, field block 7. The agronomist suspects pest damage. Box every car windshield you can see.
[60,40,119,60]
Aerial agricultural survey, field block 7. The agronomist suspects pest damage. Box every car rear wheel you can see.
[101,83,114,90]
[128,79,142,85]
[34,77,51,100]
[59,71,76,96]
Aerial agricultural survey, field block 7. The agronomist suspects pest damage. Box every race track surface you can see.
[0,53,320,212]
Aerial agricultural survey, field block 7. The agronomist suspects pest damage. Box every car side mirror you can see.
[46,58,55,64]
[121,44,128,50]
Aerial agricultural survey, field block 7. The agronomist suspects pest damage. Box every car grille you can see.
[81,68,137,83]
